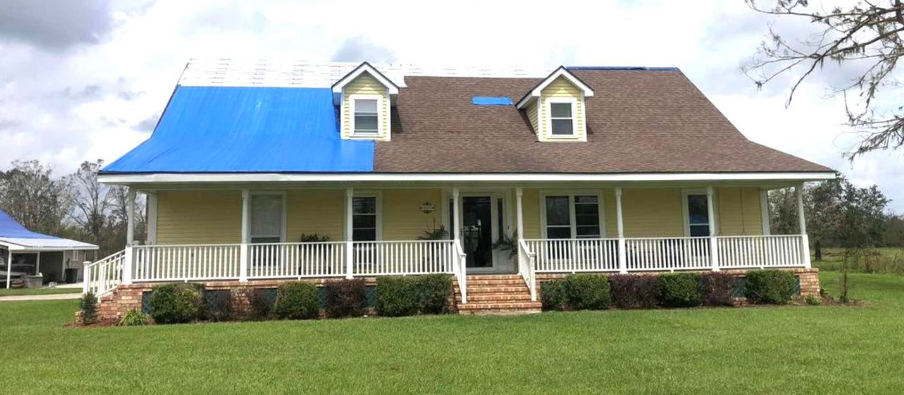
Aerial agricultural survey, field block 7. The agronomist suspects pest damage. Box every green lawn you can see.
[1,273,903,395]
[0,287,82,297]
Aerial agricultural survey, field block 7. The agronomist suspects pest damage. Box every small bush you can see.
[700,272,736,307]
[273,282,320,320]
[608,275,660,309]
[245,288,276,321]
[416,274,454,314]
[540,280,567,311]
[376,276,419,317]
[805,295,822,306]
[119,309,148,326]
[658,273,703,308]
[324,279,366,318]
[149,283,205,324]
[205,290,235,322]
[79,292,98,325]
[564,274,611,310]
[745,270,796,304]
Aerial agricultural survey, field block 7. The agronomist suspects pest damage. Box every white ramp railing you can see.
[83,250,125,296]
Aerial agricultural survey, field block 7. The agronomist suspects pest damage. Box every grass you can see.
[813,247,904,274]
[0,287,82,296]
[1,272,903,394]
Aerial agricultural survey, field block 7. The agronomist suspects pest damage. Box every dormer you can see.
[332,62,399,141]
[516,66,594,142]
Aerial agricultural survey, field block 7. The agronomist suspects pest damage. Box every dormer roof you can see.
[515,66,595,109]
[331,62,399,105]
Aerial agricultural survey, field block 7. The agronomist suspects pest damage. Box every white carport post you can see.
[35,251,41,276]
[796,183,812,269]
[122,188,135,285]
[239,189,250,282]
[707,187,720,271]
[345,188,354,279]
[615,187,627,274]
[5,250,10,289]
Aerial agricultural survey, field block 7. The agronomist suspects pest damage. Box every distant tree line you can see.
[769,174,901,260]
[0,160,146,259]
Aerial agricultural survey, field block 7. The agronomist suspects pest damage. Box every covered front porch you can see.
[86,180,814,304]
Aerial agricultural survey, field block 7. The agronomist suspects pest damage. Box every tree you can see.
[70,160,110,246]
[743,0,904,158]
[769,187,799,235]
[806,177,844,261]
[0,160,73,235]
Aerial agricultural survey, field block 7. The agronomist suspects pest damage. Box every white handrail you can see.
[453,240,467,304]
[83,250,125,296]
[518,239,537,301]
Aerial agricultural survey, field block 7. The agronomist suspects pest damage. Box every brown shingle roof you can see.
[374,69,831,174]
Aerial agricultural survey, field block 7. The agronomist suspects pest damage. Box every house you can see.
[1,208,98,288]
[91,60,833,315]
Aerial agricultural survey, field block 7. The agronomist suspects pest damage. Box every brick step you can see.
[459,308,542,316]
[457,293,532,302]
[460,286,529,294]
[457,301,542,311]
[464,279,526,286]
[466,275,522,281]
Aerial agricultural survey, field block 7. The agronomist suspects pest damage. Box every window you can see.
[250,194,283,243]
[353,98,379,135]
[549,102,574,136]
[352,196,377,241]
[686,194,711,237]
[543,194,602,239]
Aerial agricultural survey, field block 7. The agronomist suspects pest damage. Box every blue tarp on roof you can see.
[103,86,374,173]
[0,209,56,239]
[472,96,512,106]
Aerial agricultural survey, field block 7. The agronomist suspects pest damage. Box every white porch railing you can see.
[518,239,537,301]
[133,244,242,282]
[625,237,713,271]
[249,242,346,279]
[524,238,620,273]
[83,250,125,296]
[452,240,468,304]
[716,235,805,269]
[352,240,455,275]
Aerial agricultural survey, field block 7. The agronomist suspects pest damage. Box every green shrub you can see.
[416,274,454,314]
[658,273,703,308]
[324,279,366,318]
[564,274,611,310]
[149,283,205,324]
[376,276,419,317]
[79,292,98,325]
[608,275,660,309]
[245,288,276,321]
[118,308,148,326]
[540,279,567,311]
[805,295,822,306]
[700,272,736,307]
[204,290,235,321]
[273,282,320,320]
[745,270,796,304]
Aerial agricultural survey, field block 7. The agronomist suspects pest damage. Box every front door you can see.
[462,196,494,269]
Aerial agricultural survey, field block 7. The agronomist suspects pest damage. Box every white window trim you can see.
[347,191,383,241]
[349,94,384,138]
[539,190,607,239]
[681,189,718,237]
[249,191,287,243]
[544,97,579,139]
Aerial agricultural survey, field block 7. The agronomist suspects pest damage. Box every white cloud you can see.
[0,0,900,211]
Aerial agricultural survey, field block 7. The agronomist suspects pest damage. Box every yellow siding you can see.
[381,189,443,240]
[285,190,344,241]
[538,76,586,141]
[621,188,684,237]
[602,189,618,237]
[157,190,242,244]
[521,189,542,239]
[341,72,390,141]
[717,187,764,236]
[526,101,539,134]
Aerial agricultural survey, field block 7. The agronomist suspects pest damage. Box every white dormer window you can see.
[352,96,380,135]
[548,99,576,136]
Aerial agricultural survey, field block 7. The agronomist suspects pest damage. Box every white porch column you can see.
[452,187,461,242]
[515,188,524,240]
[706,186,720,271]
[615,187,627,274]
[345,188,354,279]
[759,189,771,236]
[796,183,812,269]
[239,189,250,282]
[122,187,136,285]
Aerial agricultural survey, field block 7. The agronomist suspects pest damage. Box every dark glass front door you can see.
[462,196,493,268]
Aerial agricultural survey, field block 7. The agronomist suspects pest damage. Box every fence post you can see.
[122,245,134,285]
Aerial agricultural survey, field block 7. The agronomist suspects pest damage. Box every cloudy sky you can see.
[1,0,902,211]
